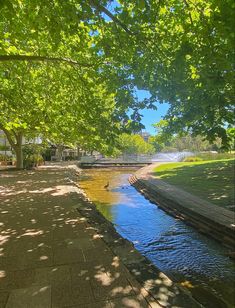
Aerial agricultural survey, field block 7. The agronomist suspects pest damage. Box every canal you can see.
[79,168,235,307]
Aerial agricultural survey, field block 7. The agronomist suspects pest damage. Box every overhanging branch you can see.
[90,0,134,35]
[0,126,16,148]
[0,55,93,66]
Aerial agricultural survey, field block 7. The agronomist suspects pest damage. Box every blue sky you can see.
[140,104,169,134]
[101,5,169,135]
[136,90,169,135]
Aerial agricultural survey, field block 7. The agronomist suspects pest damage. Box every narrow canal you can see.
[79,168,235,307]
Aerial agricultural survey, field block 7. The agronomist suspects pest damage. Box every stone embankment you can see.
[129,164,235,250]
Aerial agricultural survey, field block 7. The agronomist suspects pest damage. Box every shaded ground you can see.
[153,159,234,210]
[0,166,160,308]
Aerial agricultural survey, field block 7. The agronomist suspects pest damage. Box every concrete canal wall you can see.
[129,164,235,250]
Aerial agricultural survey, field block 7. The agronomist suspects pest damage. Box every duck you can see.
[104,181,109,190]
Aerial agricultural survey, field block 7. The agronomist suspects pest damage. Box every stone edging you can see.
[67,167,203,308]
[129,167,235,250]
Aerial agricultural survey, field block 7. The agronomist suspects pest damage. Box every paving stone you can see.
[0,269,12,290]
[0,255,16,271]
[144,296,162,308]
[7,240,52,258]
[112,245,146,265]
[71,261,112,283]
[51,277,74,307]
[83,247,114,263]
[51,278,95,307]
[14,249,53,270]
[91,237,109,249]
[71,279,95,306]
[10,269,35,289]
[90,274,135,301]
[67,300,111,308]
[109,295,149,308]
[35,265,71,285]
[0,291,9,308]
[5,284,51,308]
[53,237,94,251]
[52,226,93,241]
[53,246,84,265]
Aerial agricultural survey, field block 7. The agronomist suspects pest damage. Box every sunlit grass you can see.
[154,159,234,209]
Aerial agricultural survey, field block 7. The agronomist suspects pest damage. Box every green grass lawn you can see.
[154,159,234,209]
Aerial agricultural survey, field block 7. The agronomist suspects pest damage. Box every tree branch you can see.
[0,55,93,67]
[183,0,194,26]
[90,0,134,35]
[89,1,170,61]
[0,126,16,148]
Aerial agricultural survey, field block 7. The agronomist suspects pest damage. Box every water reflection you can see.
[79,168,235,307]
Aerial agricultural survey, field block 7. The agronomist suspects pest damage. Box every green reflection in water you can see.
[79,168,137,222]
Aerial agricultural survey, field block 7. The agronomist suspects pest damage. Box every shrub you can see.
[24,154,44,169]
[0,154,13,165]
[0,154,11,161]
[0,154,8,161]
[65,155,75,161]
[0,144,10,151]
[198,152,234,161]
[183,156,203,162]
[22,144,45,168]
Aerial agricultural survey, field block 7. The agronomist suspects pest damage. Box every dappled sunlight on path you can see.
[0,167,162,308]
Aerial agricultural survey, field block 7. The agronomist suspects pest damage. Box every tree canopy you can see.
[0,60,123,167]
[117,0,234,146]
[0,0,234,167]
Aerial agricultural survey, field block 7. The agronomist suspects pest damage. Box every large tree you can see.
[92,0,234,146]
[0,61,122,168]
[0,0,234,168]
[108,0,234,146]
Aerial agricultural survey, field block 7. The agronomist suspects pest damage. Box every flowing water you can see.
[79,168,235,307]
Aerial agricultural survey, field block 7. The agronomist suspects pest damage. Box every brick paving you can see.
[0,165,161,308]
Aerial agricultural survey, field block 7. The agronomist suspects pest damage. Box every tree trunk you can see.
[0,128,24,169]
[77,146,80,159]
[14,132,23,169]
[15,145,23,169]
[56,145,64,161]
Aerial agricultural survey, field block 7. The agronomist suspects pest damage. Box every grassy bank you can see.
[154,159,234,209]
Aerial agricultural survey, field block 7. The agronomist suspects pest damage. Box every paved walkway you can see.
[0,165,162,308]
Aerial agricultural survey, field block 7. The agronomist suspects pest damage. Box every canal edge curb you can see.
[129,166,235,251]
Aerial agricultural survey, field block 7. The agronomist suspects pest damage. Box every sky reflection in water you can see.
[79,168,235,307]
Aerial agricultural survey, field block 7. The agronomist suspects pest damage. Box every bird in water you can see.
[104,181,109,190]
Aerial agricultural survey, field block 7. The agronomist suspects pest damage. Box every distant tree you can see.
[149,120,173,152]
[148,135,164,153]
[151,121,225,153]
[118,133,155,155]
[171,135,212,152]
